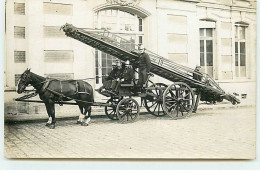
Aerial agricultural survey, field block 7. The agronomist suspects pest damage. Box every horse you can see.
[17,69,94,129]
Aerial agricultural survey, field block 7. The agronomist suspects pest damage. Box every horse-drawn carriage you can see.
[97,69,170,123]
[15,23,240,128]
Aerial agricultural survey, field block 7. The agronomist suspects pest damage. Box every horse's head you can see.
[17,68,32,94]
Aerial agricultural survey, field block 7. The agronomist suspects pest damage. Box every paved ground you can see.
[4,107,256,159]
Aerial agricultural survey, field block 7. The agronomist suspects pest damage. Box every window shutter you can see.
[14,51,26,63]
[44,50,74,62]
[14,26,25,38]
[14,3,25,15]
[15,74,22,86]
[43,2,73,15]
[17,102,29,113]
[44,26,66,37]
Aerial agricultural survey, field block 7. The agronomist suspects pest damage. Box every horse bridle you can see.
[18,72,47,93]
[17,73,31,92]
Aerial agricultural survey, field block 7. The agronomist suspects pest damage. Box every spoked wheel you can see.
[105,97,121,120]
[163,82,195,119]
[144,83,168,117]
[116,98,140,123]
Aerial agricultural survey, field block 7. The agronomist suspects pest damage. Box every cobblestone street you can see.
[4,107,256,159]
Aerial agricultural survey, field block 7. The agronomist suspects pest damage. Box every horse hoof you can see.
[77,121,81,124]
[81,122,88,126]
[45,123,50,126]
[49,124,55,129]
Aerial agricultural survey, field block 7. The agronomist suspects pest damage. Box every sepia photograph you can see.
[4,0,256,159]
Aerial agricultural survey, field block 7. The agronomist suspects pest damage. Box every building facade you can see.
[5,0,257,115]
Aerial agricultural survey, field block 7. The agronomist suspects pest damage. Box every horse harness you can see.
[17,79,92,105]
[41,79,89,94]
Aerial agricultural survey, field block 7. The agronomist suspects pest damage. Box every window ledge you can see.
[5,87,16,92]
[216,79,256,83]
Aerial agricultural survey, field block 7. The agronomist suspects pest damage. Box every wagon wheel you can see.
[116,98,140,123]
[163,82,195,119]
[144,83,168,117]
[105,97,121,120]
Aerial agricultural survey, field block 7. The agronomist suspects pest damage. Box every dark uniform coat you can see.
[122,67,135,83]
[138,52,151,86]
[107,68,118,80]
[139,52,151,72]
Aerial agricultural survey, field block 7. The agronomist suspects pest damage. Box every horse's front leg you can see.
[45,116,52,126]
[44,100,56,129]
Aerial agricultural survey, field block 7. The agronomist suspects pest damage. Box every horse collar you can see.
[39,79,51,94]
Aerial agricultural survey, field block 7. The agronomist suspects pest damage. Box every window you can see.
[99,9,138,32]
[94,9,144,84]
[14,51,26,63]
[95,49,100,84]
[139,36,143,44]
[43,2,73,16]
[44,50,74,62]
[14,26,25,38]
[200,28,213,77]
[235,24,247,78]
[44,26,66,38]
[14,3,25,15]
[101,51,118,82]
[95,49,119,84]
[138,18,143,32]
[15,74,22,86]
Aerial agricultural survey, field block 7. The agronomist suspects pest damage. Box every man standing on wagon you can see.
[137,44,151,88]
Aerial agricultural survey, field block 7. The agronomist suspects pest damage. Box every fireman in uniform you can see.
[121,60,135,84]
[137,44,151,89]
[110,59,123,92]
[104,62,118,89]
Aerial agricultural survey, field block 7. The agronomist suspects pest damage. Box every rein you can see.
[16,91,38,101]
[77,77,101,81]
[26,80,48,91]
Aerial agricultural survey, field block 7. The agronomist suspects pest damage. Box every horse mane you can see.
[29,71,46,81]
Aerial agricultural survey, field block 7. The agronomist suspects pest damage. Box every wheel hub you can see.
[156,96,163,103]
[177,98,184,103]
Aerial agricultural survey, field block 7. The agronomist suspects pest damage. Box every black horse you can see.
[17,69,94,129]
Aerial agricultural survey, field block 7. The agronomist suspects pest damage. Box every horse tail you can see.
[89,83,94,103]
